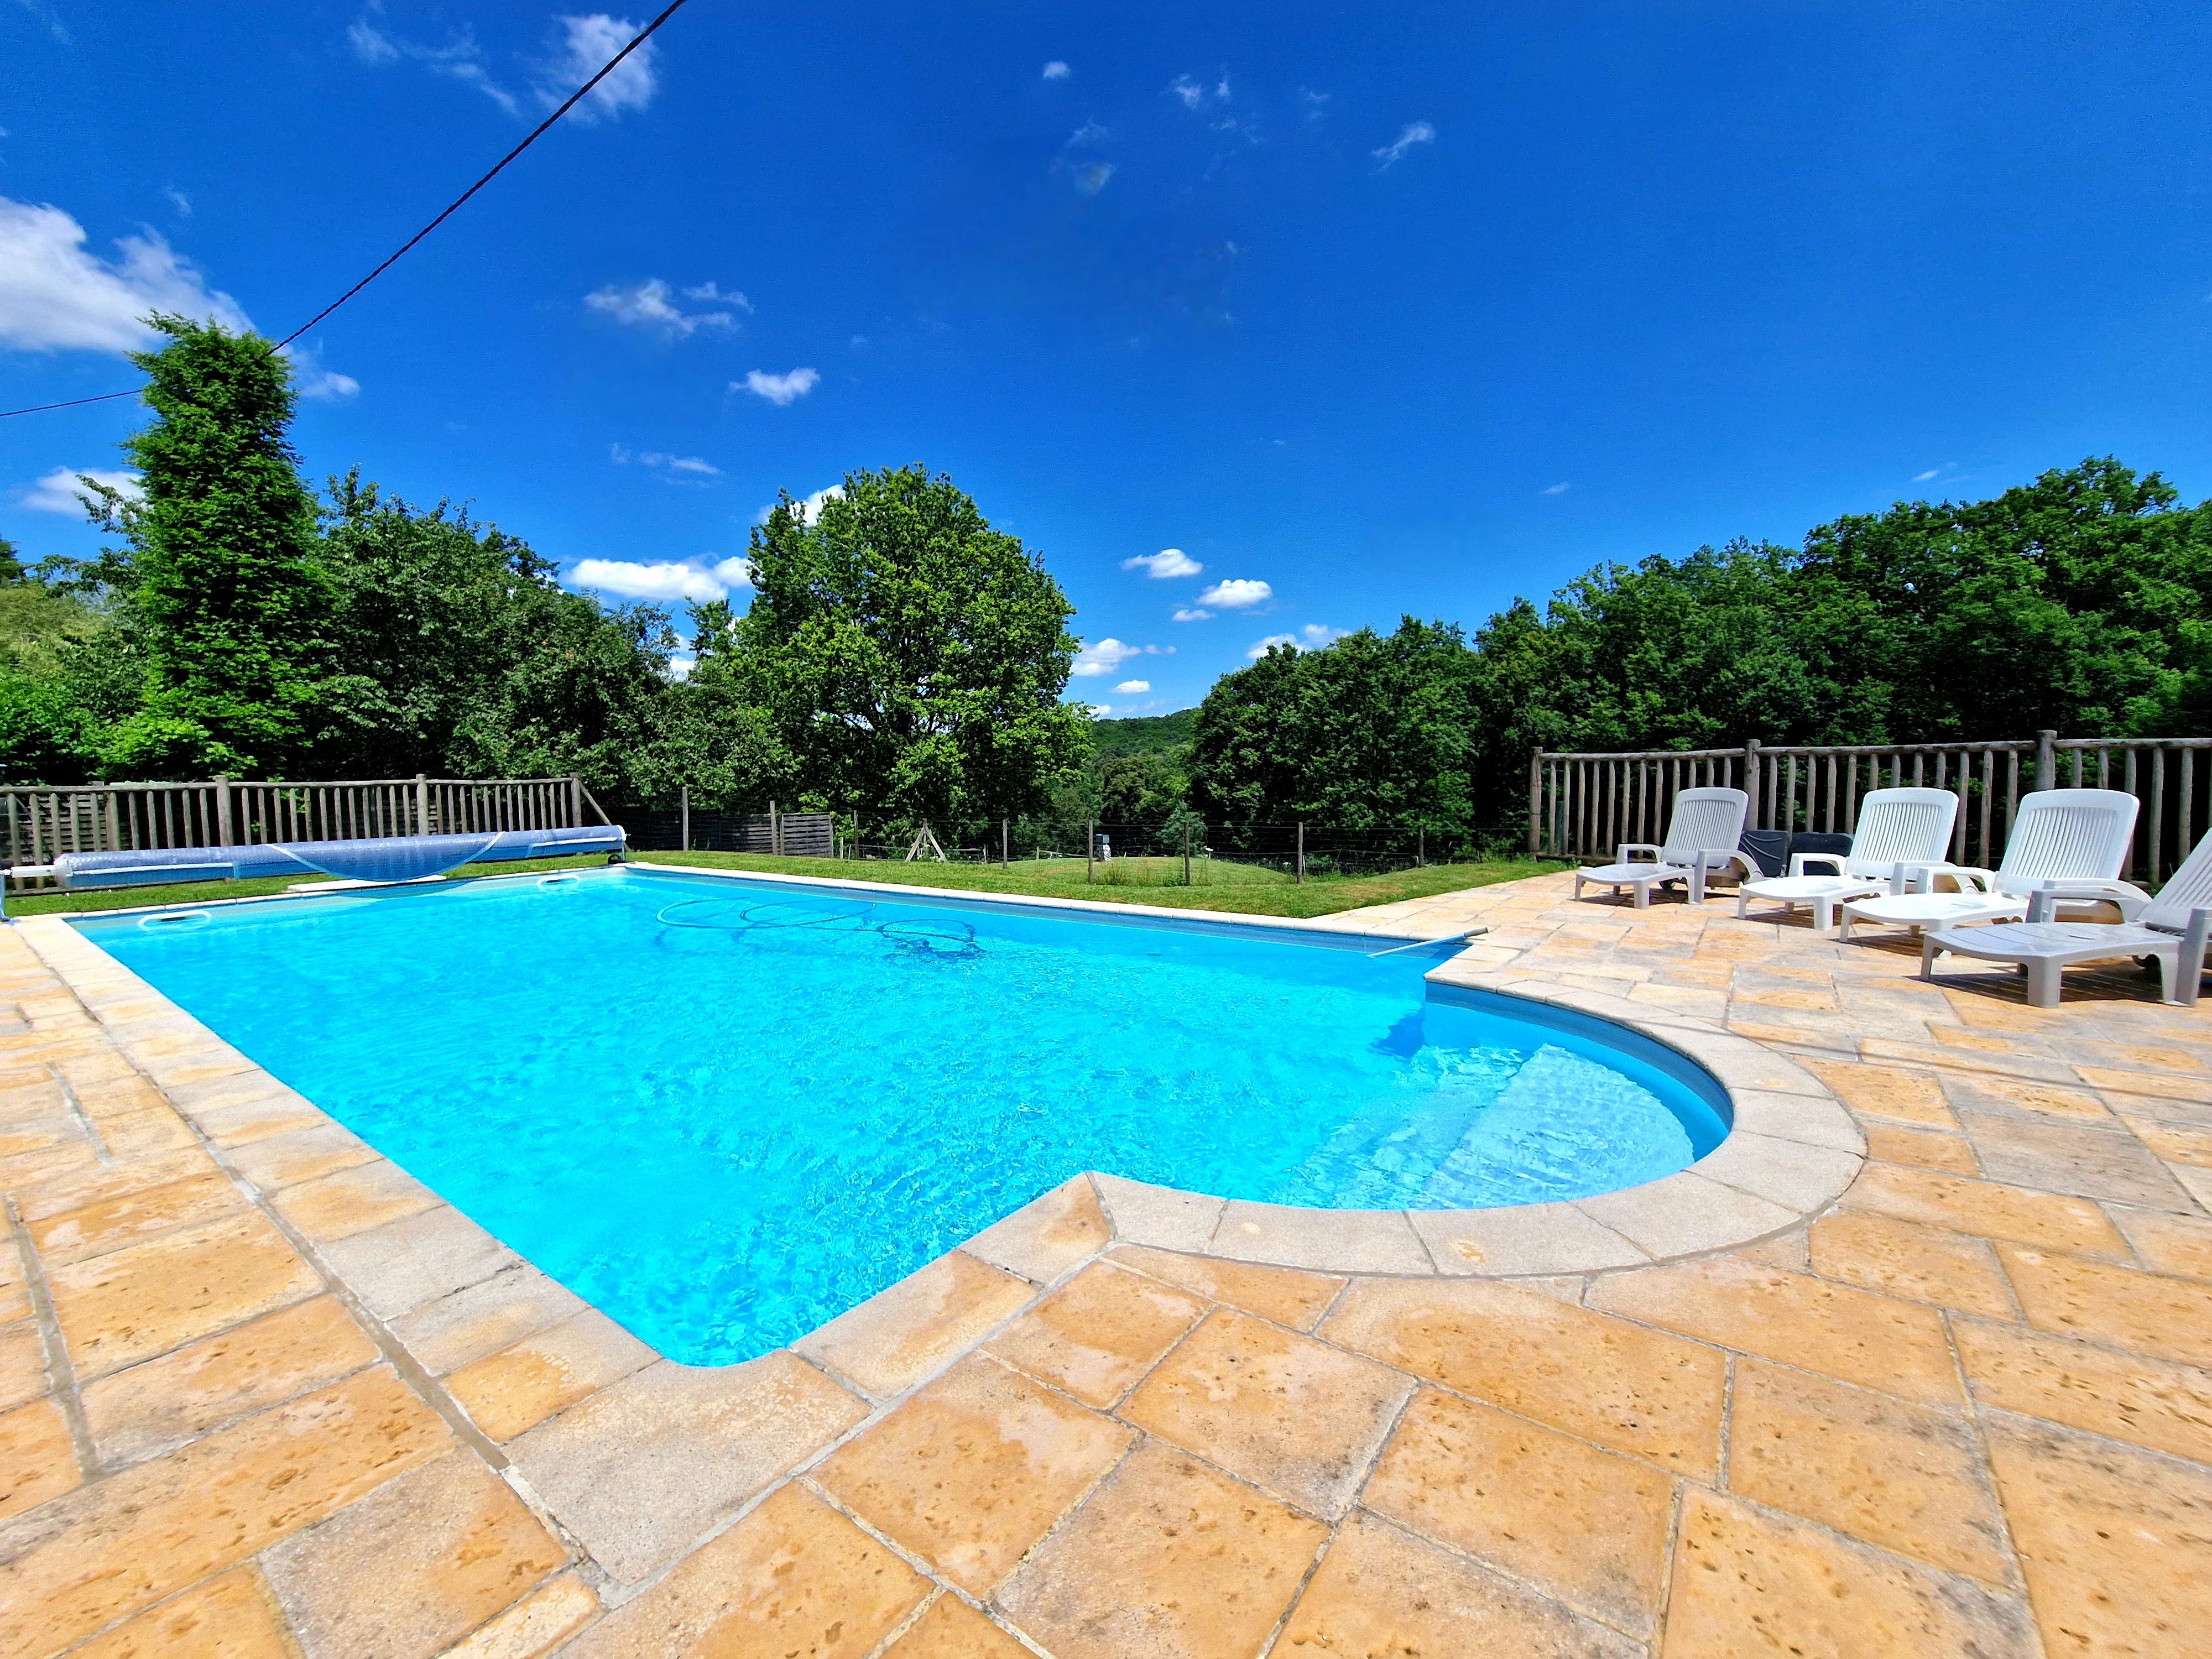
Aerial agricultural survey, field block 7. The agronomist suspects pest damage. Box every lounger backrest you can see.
[1660,788,1750,863]
[2144,830,2212,934]
[1993,789,2138,892]
[1842,789,1959,876]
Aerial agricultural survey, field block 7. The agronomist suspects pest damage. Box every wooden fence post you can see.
[2036,729,2057,790]
[213,776,232,848]
[771,800,782,856]
[1526,749,1543,856]
[680,785,690,852]
[1296,822,1305,884]
[1743,739,1761,828]
[1182,820,1192,886]
[1087,819,1095,884]
[415,774,431,836]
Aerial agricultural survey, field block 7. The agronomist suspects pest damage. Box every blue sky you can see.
[4,2,2210,711]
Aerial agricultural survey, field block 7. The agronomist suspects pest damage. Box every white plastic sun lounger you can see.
[1838,788,2142,940]
[1735,787,1959,931]
[1921,827,2212,1008]
[1574,787,1750,908]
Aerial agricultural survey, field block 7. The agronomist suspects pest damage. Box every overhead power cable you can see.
[0,0,695,420]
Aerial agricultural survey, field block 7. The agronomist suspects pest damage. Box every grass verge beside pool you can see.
[6,849,1558,920]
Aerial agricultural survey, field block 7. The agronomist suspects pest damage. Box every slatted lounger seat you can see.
[1574,787,1751,909]
[1838,789,2142,940]
[1921,827,2212,1008]
[1735,787,1959,931]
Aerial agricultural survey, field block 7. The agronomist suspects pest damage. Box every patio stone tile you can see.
[1628,980,1728,1016]
[561,1481,930,1658]
[96,1108,200,1159]
[27,1170,246,1266]
[1723,1088,1866,1152]
[1363,1386,1672,1637]
[1841,1163,2131,1259]
[505,1351,866,1586]
[1091,1173,1223,1253]
[316,1205,520,1323]
[0,1397,79,1520]
[984,1259,1204,1407]
[1589,1255,1962,1406]
[0,1317,51,1408]
[1940,1073,2112,1121]
[2107,1206,2212,1281]
[2122,1115,2212,1167]
[81,1295,378,1467]
[1212,1201,1433,1274]
[1999,1246,2212,1368]
[388,1265,585,1378]
[69,1567,291,1659]
[272,1160,441,1244]
[443,1308,658,1444]
[1658,1488,2037,1659]
[1321,1277,1726,1477]
[1806,1211,2017,1319]
[2077,1063,2212,1103]
[1860,1121,1979,1174]
[1799,1058,1955,1126]
[0,1141,100,1188]
[958,1174,1111,1284]
[1956,1111,2195,1211]
[0,1119,75,1160]
[878,1592,1031,1658]
[1726,1360,2007,1583]
[994,1439,1329,1659]
[1119,1306,1412,1519]
[1408,1198,1650,1276]
[795,1249,1034,1402]
[1106,1244,1345,1331]
[1928,1024,2017,1053]
[225,1123,379,1193]
[436,1572,598,1659]
[1985,1413,2212,1658]
[46,1208,322,1380]
[813,1353,1134,1595]
[191,1094,327,1148]
[1954,1318,2212,1466]
[1572,1170,1797,1259]
[2169,1161,2212,1210]
[1271,1509,1640,1659]
[10,1150,218,1230]
[0,1367,452,1657]
[1691,1130,1860,1211]
[263,1449,565,1659]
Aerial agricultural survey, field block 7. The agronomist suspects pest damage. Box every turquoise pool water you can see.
[77,868,1728,1365]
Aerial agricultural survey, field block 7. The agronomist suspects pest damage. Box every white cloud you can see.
[1171,607,1213,623]
[18,466,140,515]
[1912,468,1940,482]
[541,13,659,123]
[1170,73,1229,111]
[681,280,751,311]
[0,197,251,353]
[753,484,843,525]
[1541,481,1570,495]
[1112,680,1151,694]
[1372,121,1436,168]
[1072,638,1171,678]
[667,655,696,680]
[570,556,746,603]
[738,367,819,405]
[1067,120,1108,147]
[347,13,519,114]
[584,278,738,337]
[280,342,359,401]
[1087,703,1113,717]
[1247,623,1348,658]
[1072,162,1115,196]
[1042,60,1070,80]
[164,187,191,218]
[613,447,721,478]
[1197,577,1272,609]
[1123,547,1202,580]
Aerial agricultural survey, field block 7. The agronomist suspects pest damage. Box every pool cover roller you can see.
[37,825,626,890]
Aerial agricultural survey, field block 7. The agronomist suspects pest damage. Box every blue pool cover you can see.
[46,824,624,889]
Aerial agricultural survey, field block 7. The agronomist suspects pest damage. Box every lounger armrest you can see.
[2024,881,2153,924]
[1697,849,1757,878]
[1888,858,1955,895]
[1614,842,1662,865]
[1787,852,1846,878]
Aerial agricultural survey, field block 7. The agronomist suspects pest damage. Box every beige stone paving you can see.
[0,869,2209,1655]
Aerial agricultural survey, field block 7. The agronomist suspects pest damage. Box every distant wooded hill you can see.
[1089,709,1196,758]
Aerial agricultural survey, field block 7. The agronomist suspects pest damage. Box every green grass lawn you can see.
[6,849,1556,921]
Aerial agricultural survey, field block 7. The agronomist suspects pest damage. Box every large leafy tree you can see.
[80,315,332,774]
[729,466,1089,826]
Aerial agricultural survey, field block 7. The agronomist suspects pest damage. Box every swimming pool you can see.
[77,867,1729,1364]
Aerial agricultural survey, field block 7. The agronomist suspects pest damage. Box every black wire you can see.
[0,0,695,420]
